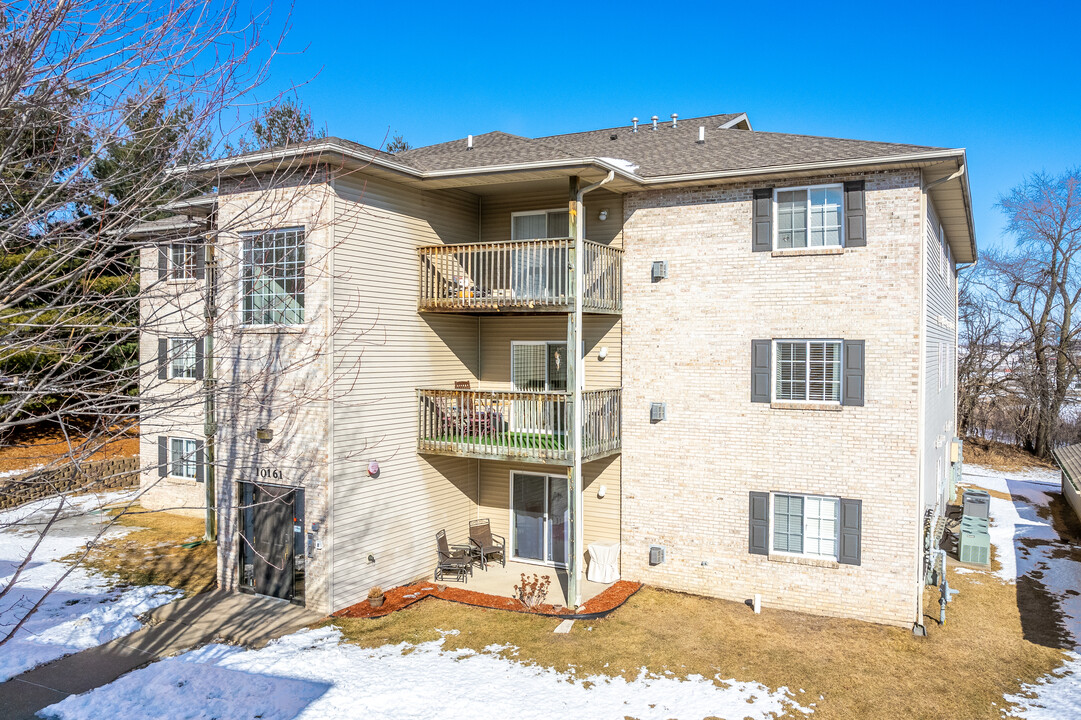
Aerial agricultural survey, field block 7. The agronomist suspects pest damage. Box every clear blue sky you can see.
[251,0,1080,252]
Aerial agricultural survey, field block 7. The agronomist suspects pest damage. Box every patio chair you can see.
[435,529,473,583]
[469,518,506,570]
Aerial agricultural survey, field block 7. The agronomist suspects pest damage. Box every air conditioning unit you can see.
[651,260,668,282]
[650,402,666,422]
[649,545,666,566]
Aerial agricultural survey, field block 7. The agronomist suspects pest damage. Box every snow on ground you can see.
[40,626,812,720]
[0,491,182,681]
[962,464,1081,718]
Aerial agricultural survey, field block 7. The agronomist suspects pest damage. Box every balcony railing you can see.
[417,239,622,314]
[416,388,622,464]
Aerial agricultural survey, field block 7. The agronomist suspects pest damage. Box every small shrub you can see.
[368,586,384,599]
[513,573,551,610]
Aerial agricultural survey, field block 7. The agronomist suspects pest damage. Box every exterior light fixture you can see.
[599,209,608,221]
[598,346,609,360]
[256,428,273,443]
[367,460,380,477]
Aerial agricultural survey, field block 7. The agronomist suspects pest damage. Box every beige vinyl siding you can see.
[329,173,485,610]
[480,187,623,248]
[475,456,622,565]
[922,196,958,512]
[475,315,622,391]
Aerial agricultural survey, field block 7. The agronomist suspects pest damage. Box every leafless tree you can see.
[981,168,1081,458]
[956,272,1015,437]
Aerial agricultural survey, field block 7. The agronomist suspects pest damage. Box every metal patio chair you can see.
[435,529,473,583]
[469,518,506,570]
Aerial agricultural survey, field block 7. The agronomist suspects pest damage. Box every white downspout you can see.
[570,170,614,609]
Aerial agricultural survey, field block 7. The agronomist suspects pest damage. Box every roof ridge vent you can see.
[651,115,658,130]
[671,113,678,128]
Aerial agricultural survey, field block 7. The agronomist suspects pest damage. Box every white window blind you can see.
[775,340,842,402]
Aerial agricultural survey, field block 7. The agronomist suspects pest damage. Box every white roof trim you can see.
[718,113,752,130]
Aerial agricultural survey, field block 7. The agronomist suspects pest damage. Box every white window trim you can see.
[168,337,198,381]
[510,208,571,241]
[238,226,306,329]
[168,437,198,480]
[771,338,844,405]
[772,183,845,251]
[768,492,841,561]
[167,241,197,282]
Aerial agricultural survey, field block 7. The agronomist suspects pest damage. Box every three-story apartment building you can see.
[138,112,974,628]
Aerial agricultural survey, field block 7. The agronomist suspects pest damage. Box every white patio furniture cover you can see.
[587,542,620,584]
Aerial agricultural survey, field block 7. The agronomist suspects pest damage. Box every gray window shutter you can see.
[158,338,169,380]
[749,491,769,555]
[842,340,865,406]
[194,440,205,483]
[194,337,205,381]
[838,498,862,565]
[158,437,168,477]
[158,244,169,281]
[751,340,771,403]
[752,188,773,252]
[844,181,866,248]
[194,243,206,280]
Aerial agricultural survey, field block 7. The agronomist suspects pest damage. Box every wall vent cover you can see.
[651,261,668,282]
[649,545,666,566]
[650,402,666,422]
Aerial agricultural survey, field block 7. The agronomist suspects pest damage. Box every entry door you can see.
[511,472,569,566]
[240,482,302,601]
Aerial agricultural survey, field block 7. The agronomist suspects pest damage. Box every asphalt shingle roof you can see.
[393,112,943,177]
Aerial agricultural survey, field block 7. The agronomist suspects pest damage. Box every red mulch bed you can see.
[333,579,642,620]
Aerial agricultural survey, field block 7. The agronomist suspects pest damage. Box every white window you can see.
[511,209,570,240]
[774,340,842,403]
[169,437,198,479]
[775,185,844,249]
[169,338,198,379]
[241,228,305,325]
[169,242,197,280]
[772,493,839,559]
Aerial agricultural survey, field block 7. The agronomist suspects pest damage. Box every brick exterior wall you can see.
[619,169,925,626]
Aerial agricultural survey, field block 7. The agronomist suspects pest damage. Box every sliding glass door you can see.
[511,472,569,566]
[511,342,567,435]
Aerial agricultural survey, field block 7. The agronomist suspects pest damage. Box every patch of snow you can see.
[1002,652,1081,719]
[0,490,181,681]
[0,464,44,480]
[41,627,812,720]
[963,465,1081,717]
[952,567,983,575]
[598,157,640,174]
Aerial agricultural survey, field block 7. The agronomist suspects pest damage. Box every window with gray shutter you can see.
[751,340,771,402]
[749,491,769,555]
[157,245,168,281]
[838,498,862,565]
[844,181,866,247]
[157,437,168,477]
[842,340,865,406]
[752,188,773,252]
[194,243,206,280]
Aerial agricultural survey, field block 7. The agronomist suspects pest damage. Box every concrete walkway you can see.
[0,591,323,720]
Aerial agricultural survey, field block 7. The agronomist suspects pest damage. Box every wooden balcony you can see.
[416,388,621,464]
[417,239,622,314]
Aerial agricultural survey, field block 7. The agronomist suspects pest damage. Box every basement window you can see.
[169,437,198,479]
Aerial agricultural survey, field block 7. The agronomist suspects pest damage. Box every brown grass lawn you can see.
[0,422,138,476]
[79,503,217,597]
[332,500,1076,720]
[963,436,1056,472]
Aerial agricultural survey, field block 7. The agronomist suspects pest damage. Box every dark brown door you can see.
[240,482,297,601]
